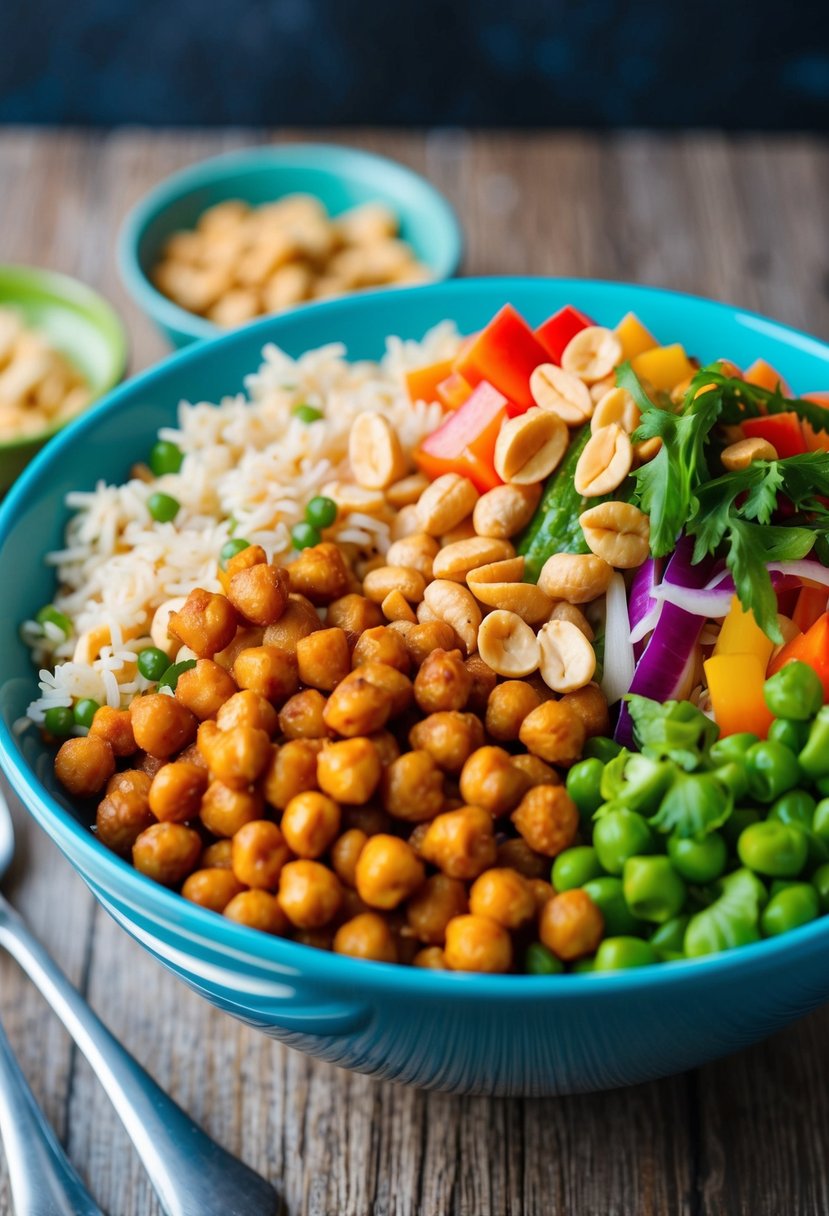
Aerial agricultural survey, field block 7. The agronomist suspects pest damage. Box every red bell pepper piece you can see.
[415,381,506,492]
[453,305,548,415]
[405,358,456,406]
[802,393,829,452]
[535,305,594,365]
[436,371,473,412]
[767,611,829,699]
[793,585,829,634]
[742,412,806,459]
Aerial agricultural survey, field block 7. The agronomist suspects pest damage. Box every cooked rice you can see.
[24,322,459,724]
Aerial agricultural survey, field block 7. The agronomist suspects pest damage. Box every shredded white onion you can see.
[601,573,636,705]
[650,583,734,618]
[767,561,829,590]
[629,601,663,645]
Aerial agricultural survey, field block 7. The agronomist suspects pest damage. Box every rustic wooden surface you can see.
[1,128,829,1216]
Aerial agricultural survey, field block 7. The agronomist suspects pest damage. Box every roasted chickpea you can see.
[368,730,400,767]
[317,737,381,803]
[197,720,271,788]
[200,780,263,837]
[560,683,611,739]
[459,746,530,817]
[136,752,166,779]
[342,662,412,717]
[296,627,351,691]
[342,804,393,836]
[512,785,579,857]
[394,619,458,666]
[169,588,238,658]
[129,694,197,758]
[510,753,560,787]
[408,711,484,775]
[278,859,343,928]
[214,625,265,671]
[175,659,238,720]
[232,644,298,704]
[281,790,341,858]
[486,681,542,743]
[518,700,586,766]
[540,889,604,960]
[382,750,445,823]
[322,678,391,737]
[89,706,136,757]
[530,878,555,910]
[326,593,384,644]
[355,834,425,909]
[333,912,398,962]
[201,839,233,870]
[405,874,468,944]
[352,626,411,674]
[444,914,513,973]
[496,837,550,879]
[413,648,471,714]
[216,689,279,734]
[420,806,497,879]
[468,867,535,929]
[278,689,330,740]
[232,820,292,889]
[331,829,368,888]
[288,542,350,605]
[262,739,319,809]
[55,736,116,798]
[182,868,246,912]
[263,595,321,654]
[132,822,202,886]
[464,654,498,715]
[149,760,208,823]
[220,544,267,594]
[413,946,448,969]
[224,889,288,935]
[96,770,154,855]
[227,563,289,628]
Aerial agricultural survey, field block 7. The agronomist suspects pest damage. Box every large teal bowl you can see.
[118,143,463,348]
[3,279,829,1096]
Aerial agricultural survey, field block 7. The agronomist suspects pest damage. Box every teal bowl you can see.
[3,278,829,1096]
[117,143,463,348]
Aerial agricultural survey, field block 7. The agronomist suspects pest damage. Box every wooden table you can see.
[1,128,829,1216]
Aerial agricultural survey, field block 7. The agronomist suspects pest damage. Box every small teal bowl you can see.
[117,143,463,348]
[4,278,829,1096]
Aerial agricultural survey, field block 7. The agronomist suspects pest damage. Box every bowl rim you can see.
[0,262,128,453]
[117,141,464,345]
[5,273,829,1000]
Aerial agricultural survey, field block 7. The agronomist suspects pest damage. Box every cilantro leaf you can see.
[626,694,719,772]
[699,368,829,436]
[724,518,815,641]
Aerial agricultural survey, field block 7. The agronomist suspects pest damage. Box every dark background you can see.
[1,0,829,128]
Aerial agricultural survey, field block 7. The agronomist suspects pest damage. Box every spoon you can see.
[0,783,282,1216]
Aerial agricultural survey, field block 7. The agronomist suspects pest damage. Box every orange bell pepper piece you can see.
[703,654,774,739]
[631,344,696,392]
[767,612,829,700]
[615,312,658,361]
[436,371,473,411]
[742,412,806,459]
[793,586,829,634]
[534,305,594,364]
[801,393,829,452]
[744,358,792,396]
[714,596,775,670]
[415,381,506,493]
[454,305,549,415]
[405,358,456,406]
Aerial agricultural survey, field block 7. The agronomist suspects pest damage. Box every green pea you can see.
[137,646,173,682]
[712,762,748,801]
[816,775,829,798]
[737,819,809,878]
[811,863,829,913]
[565,758,604,824]
[812,799,829,845]
[305,495,338,530]
[684,905,761,957]
[722,806,760,850]
[44,706,74,737]
[292,403,323,423]
[147,492,180,523]
[219,538,250,570]
[593,809,654,876]
[583,737,622,764]
[291,521,322,550]
[623,856,687,924]
[525,942,564,975]
[594,936,657,971]
[35,604,72,637]
[649,915,689,961]
[582,876,645,937]
[72,698,100,729]
[551,846,604,892]
[764,660,824,720]
[760,883,819,937]
[798,706,829,779]
[744,740,800,803]
[667,831,727,884]
[769,788,817,829]
[158,659,197,691]
[768,717,810,754]
[570,957,596,974]
[149,439,184,476]
[708,732,758,767]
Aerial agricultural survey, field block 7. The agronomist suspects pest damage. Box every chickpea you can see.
[342,662,413,718]
[560,683,611,739]
[216,689,279,734]
[518,700,587,766]
[382,750,445,822]
[296,627,350,691]
[420,806,497,879]
[368,730,400,767]
[224,889,288,935]
[539,889,604,960]
[331,829,368,888]
[393,619,457,666]
[169,588,239,658]
[463,655,498,715]
[317,737,381,803]
[278,689,330,739]
[262,739,319,809]
[129,694,197,758]
[214,625,265,671]
[232,820,292,889]
[148,760,208,823]
[232,644,298,704]
[227,563,289,628]
[197,720,271,788]
[495,837,550,879]
[201,839,233,870]
[485,681,541,742]
[182,868,246,913]
[338,887,373,923]
[459,746,529,817]
[333,912,398,962]
[132,823,202,886]
[355,834,425,909]
[292,927,335,950]
[281,790,341,858]
[288,542,350,605]
[342,804,392,837]
[510,753,560,788]
[200,780,263,837]
[529,878,555,910]
[444,914,513,973]
[322,678,392,737]
[263,595,321,654]
[55,736,116,798]
[406,874,468,945]
[380,589,417,624]
[326,593,384,645]
[89,706,136,757]
[413,946,449,969]
[413,648,471,714]
[278,859,343,928]
[468,868,535,929]
[352,625,411,674]
[137,752,166,779]
[511,785,579,857]
[408,711,484,774]
[175,659,238,720]
[220,544,267,594]
[95,770,154,855]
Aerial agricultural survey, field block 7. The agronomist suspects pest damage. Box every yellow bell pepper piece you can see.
[714,596,775,670]
[631,343,696,392]
[615,312,659,361]
[704,654,774,739]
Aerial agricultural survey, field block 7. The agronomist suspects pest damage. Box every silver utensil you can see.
[0,783,282,1216]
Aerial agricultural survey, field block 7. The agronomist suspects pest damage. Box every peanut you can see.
[493,409,568,484]
[721,436,778,471]
[362,565,426,604]
[386,472,430,508]
[422,580,482,655]
[548,601,595,640]
[416,473,479,536]
[319,479,386,517]
[432,536,515,582]
[561,326,623,384]
[386,533,439,580]
[529,364,593,425]
[349,412,408,489]
[466,557,553,625]
[591,387,641,435]
[381,589,417,624]
[573,424,632,496]
[537,619,596,693]
[579,501,650,568]
[472,483,541,539]
[537,552,613,603]
[477,610,540,678]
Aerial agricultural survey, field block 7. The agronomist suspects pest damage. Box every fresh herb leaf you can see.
[697,368,829,436]
[723,518,815,641]
[626,694,719,772]
[649,771,733,838]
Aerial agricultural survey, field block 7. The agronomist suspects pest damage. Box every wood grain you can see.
[1,128,829,1216]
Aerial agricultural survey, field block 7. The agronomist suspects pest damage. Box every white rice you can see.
[24,322,459,724]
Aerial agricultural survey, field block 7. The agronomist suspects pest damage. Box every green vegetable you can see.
[516,427,593,580]
[219,538,250,570]
[811,863,829,913]
[684,868,765,958]
[768,717,810,753]
[149,439,183,476]
[305,495,338,530]
[592,809,655,876]
[738,820,809,878]
[708,732,758,767]
[764,660,824,720]
[72,698,100,729]
[649,770,733,839]
[291,521,322,550]
[625,694,718,771]
[525,943,564,975]
[147,492,180,523]
[622,856,687,924]
[599,751,674,816]
[571,957,596,974]
[292,403,323,423]
[36,604,72,637]
[565,758,604,823]
[812,798,829,846]
[712,762,749,801]
[157,659,197,691]
[721,807,760,850]
[137,647,172,682]
[649,915,689,961]
[798,706,829,779]
[583,737,623,763]
[581,876,645,937]
[551,846,604,892]
[44,706,74,737]
[744,740,800,803]
[594,937,657,970]
[760,883,819,936]
[667,831,727,884]
[769,789,817,833]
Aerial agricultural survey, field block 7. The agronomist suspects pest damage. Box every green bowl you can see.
[0,266,127,491]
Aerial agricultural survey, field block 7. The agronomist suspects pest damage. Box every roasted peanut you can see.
[169,588,239,658]
[537,552,613,603]
[579,501,650,569]
[530,363,592,424]
[459,745,529,816]
[432,536,515,582]
[477,610,540,678]
[385,532,439,580]
[381,589,417,623]
[537,619,596,693]
[633,436,662,466]
[362,564,426,604]
[561,325,623,383]
[472,482,541,539]
[348,412,408,489]
[150,596,187,656]
[518,699,587,766]
[574,424,632,496]
[548,602,594,640]
[466,557,553,625]
[416,473,478,536]
[382,750,445,822]
[317,737,381,803]
[386,472,430,508]
[494,408,568,484]
[422,580,481,654]
[320,479,386,517]
[485,681,542,742]
[511,785,580,857]
[721,436,778,471]
[389,504,421,541]
[409,711,484,774]
[591,386,640,434]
